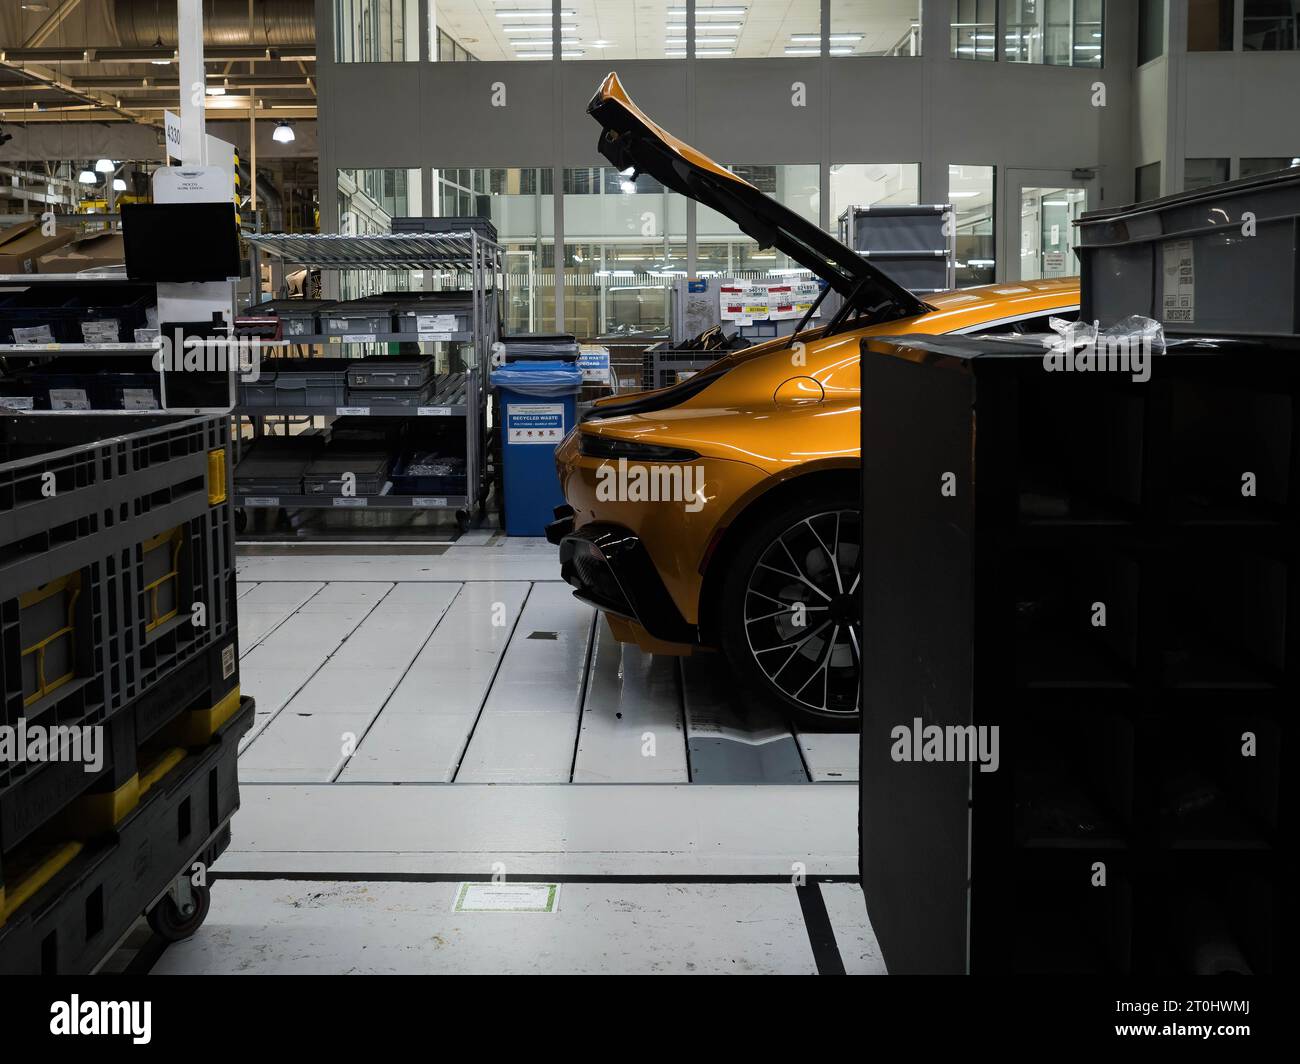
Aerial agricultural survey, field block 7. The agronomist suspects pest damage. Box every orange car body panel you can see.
[560,76,1080,652]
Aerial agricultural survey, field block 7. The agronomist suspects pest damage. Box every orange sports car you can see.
[547,73,1080,724]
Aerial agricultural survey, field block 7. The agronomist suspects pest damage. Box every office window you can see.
[1138,0,1165,62]
[1184,158,1230,190]
[561,1,681,60]
[697,164,820,276]
[430,1,555,61]
[335,0,420,62]
[1004,0,1103,66]
[949,165,995,287]
[952,0,999,60]
[1240,156,1300,178]
[829,163,922,229]
[336,168,422,296]
[433,167,555,333]
[562,167,687,340]
[831,0,921,56]
[687,1,822,59]
[1188,0,1233,50]
[1243,0,1300,49]
[1135,162,1161,202]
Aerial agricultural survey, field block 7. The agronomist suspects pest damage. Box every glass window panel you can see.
[697,163,820,278]
[433,166,555,333]
[1184,158,1230,191]
[952,0,999,60]
[1240,156,1300,179]
[431,1,553,61]
[689,1,821,59]
[335,0,421,62]
[1188,0,1234,51]
[1138,0,1165,62]
[949,164,995,287]
[563,166,686,341]
[1243,0,1300,50]
[830,0,921,56]
[1004,0,1103,66]
[335,168,422,296]
[1135,162,1162,202]
[829,163,922,230]
[1018,186,1086,281]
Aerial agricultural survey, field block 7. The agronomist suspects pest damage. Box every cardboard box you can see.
[36,231,124,273]
[0,222,77,274]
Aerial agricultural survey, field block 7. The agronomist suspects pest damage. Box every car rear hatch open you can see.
[587,71,929,319]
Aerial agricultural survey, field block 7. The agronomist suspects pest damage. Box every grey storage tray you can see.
[320,300,397,338]
[253,298,336,338]
[346,356,435,391]
[347,381,436,409]
[240,359,350,408]
[1077,166,1300,337]
[302,450,392,496]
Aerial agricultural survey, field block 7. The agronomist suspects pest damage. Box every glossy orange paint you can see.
[560,75,1081,654]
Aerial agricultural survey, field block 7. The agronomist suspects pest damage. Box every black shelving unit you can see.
[237,232,503,532]
[860,334,1297,974]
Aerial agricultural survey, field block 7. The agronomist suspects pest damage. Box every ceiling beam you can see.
[0,59,153,125]
[0,46,315,64]
[23,0,85,48]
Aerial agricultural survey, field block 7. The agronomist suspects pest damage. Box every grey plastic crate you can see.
[390,293,474,337]
[320,300,397,338]
[254,298,336,339]
[0,415,238,846]
[1077,166,1300,337]
[346,355,434,392]
[240,358,349,408]
[303,448,392,496]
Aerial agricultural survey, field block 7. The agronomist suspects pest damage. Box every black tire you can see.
[147,884,211,943]
[718,486,861,728]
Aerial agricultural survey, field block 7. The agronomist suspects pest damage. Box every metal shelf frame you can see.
[235,230,506,529]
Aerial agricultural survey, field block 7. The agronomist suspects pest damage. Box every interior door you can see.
[1001,168,1095,282]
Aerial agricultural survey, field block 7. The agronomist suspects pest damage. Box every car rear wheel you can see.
[718,489,861,726]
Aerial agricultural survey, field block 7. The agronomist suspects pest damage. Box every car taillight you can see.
[578,434,700,462]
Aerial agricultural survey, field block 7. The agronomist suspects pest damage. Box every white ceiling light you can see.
[672,5,747,14]
[670,37,736,45]
[680,23,742,32]
[789,33,863,43]
[113,177,127,192]
[94,158,115,173]
[206,84,226,96]
[497,9,574,19]
[948,190,981,198]
[590,40,613,47]
[272,120,295,144]
[503,25,576,34]
[693,48,734,56]
[77,169,96,184]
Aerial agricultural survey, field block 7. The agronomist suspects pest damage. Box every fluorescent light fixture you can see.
[503,25,576,34]
[948,191,982,198]
[1041,200,1070,207]
[968,259,995,266]
[829,47,855,55]
[590,40,613,47]
[789,33,862,43]
[511,39,579,47]
[112,177,127,192]
[77,169,96,184]
[665,50,686,57]
[205,84,226,96]
[94,158,114,173]
[784,47,820,55]
[272,120,295,144]
[497,9,574,19]
[688,23,742,32]
[672,5,747,15]
[694,48,734,56]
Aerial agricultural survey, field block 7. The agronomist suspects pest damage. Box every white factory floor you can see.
[148,535,874,975]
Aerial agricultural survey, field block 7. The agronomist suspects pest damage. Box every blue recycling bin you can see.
[492,359,583,536]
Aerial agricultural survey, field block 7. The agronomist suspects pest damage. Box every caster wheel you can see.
[234,508,248,534]
[147,884,211,943]
[455,509,472,535]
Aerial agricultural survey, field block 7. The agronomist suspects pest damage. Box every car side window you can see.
[967,310,1080,336]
